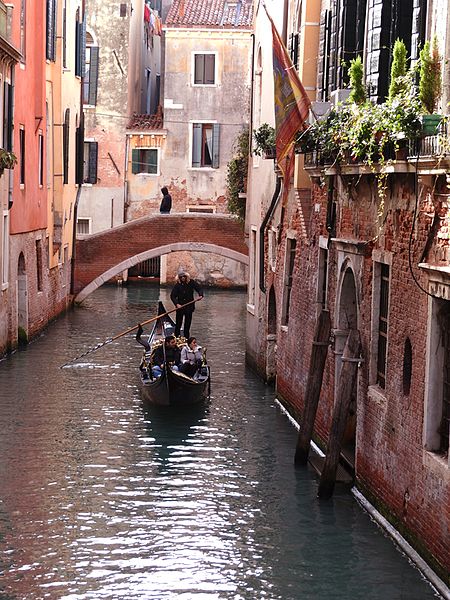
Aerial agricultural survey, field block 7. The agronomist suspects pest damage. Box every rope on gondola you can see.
[60,298,202,368]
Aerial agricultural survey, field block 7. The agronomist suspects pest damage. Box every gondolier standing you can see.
[170,271,203,339]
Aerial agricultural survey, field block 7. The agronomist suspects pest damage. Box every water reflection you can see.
[0,285,442,599]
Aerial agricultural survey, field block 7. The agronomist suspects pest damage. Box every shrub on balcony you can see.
[419,36,442,115]
[253,123,276,158]
[0,149,17,176]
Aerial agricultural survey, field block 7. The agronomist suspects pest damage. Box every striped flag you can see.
[267,9,311,189]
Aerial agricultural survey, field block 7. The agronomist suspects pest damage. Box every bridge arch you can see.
[73,214,248,302]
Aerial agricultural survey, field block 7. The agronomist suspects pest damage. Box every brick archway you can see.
[73,214,248,302]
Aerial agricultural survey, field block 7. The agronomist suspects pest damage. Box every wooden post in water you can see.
[294,309,331,465]
[318,329,361,499]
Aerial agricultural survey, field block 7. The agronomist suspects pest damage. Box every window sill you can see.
[132,172,159,177]
[367,385,387,408]
[281,325,288,332]
[20,184,25,190]
[188,167,216,172]
[82,183,93,187]
[1,282,8,291]
[246,303,255,315]
[192,83,218,88]
[423,449,449,473]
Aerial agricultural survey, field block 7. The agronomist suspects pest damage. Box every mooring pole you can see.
[318,329,361,499]
[294,309,331,465]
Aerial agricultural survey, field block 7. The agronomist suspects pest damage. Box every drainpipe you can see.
[282,0,289,45]
[70,0,85,297]
[259,176,281,293]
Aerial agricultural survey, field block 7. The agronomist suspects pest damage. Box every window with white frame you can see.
[83,141,98,183]
[424,296,450,461]
[248,226,257,307]
[77,218,91,234]
[192,123,220,168]
[2,212,8,286]
[268,227,277,271]
[370,258,391,389]
[131,148,158,175]
[193,53,216,85]
[281,236,297,326]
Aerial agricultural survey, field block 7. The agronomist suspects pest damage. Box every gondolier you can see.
[170,271,204,339]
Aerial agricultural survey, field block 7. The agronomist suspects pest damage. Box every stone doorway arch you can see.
[335,264,359,466]
[17,252,28,345]
[266,285,277,384]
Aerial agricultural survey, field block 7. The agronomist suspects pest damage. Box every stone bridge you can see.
[73,213,248,302]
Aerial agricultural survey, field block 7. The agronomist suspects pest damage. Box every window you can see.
[83,40,99,105]
[75,11,86,78]
[282,237,297,326]
[194,53,215,85]
[248,227,257,307]
[46,0,56,61]
[192,123,220,168]
[62,0,67,68]
[63,109,70,184]
[36,239,42,291]
[2,212,8,286]
[376,263,390,388]
[77,218,91,234]
[424,297,450,461]
[131,148,158,174]
[186,206,215,213]
[268,227,277,271]
[289,32,299,70]
[20,0,26,59]
[318,246,329,309]
[38,133,44,186]
[3,82,13,151]
[19,127,25,186]
[83,141,98,184]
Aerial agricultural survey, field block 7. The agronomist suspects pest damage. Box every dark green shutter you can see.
[46,0,57,61]
[80,18,86,78]
[212,124,220,169]
[3,82,12,151]
[88,142,98,183]
[63,109,70,184]
[132,148,140,174]
[149,149,158,174]
[88,47,99,105]
[76,113,84,185]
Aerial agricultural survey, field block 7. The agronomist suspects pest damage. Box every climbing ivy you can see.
[226,127,250,222]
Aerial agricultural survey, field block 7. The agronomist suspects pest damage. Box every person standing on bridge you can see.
[170,271,203,339]
[160,186,172,214]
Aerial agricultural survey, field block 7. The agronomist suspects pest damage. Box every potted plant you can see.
[253,123,276,159]
[348,56,366,105]
[0,148,17,176]
[419,37,442,135]
[389,39,408,101]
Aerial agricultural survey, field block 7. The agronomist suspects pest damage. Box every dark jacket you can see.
[160,192,172,213]
[170,278,203,313]
[152,344,181,367]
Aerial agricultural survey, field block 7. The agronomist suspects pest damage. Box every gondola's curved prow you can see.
[136,301,210,406]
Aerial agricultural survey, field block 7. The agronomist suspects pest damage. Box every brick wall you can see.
[265,171,450,581]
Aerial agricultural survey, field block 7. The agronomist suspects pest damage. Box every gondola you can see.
[136,301,210,406]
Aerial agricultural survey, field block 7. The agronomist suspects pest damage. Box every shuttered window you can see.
[317,10,331,101]
[63,109,70,184]
[289,33,299,70]
[131,148,158,174]
[75,16,86,77]
[282,238,297,326]
[46,0,57,61]
[192,123,220,168]
[411,0,427,64]
[194,54,215,85]
[83,46,99,105]
[3,82,12,151]
[83,141,98,184]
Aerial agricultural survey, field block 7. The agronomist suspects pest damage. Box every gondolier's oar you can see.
[60,298,202,368]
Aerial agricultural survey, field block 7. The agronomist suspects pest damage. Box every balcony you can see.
[0,2,6,40]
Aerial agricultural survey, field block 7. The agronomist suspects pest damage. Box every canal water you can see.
[0,286,441,599]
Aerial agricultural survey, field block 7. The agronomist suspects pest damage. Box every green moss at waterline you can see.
[18,327,28,346]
